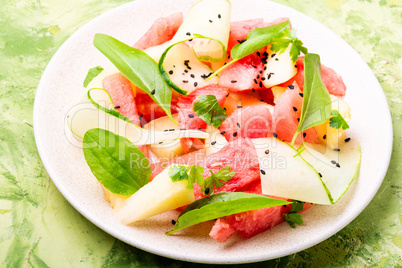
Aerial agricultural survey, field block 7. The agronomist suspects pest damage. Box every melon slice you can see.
[262,45,297,88]
[204,126,228,156]
[143,114,184,160]
[115,165,196,224]
[66,88,209,145]
[252,137,360,204]
[172,0,231,62]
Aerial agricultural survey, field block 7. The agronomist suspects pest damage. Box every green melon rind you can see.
[158,38,218,95]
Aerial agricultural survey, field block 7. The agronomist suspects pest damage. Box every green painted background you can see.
[0,0,401,267]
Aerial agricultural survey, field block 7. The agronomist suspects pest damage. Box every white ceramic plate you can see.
[33,0,393,264]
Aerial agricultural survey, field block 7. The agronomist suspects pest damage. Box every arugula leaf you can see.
[167,192,291,235]
[291,53,332,147]
[283,200,305,228]
[93,34,176,124]
[201,166,235,195]
[83,66,104,87]
[83,128,151,195]
[329,110,350,130]
[193,95,227,128]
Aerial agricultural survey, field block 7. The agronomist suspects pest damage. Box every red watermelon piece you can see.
[178,85,229,153]
[102,73,140,126]
[135,93,179,123]
[102,73,148,156]
[295,56,347,96]
[218,52,265,92]
[272,82,319,144]
[209,182,291,242]
[193,138,260,200]
[219,105,272,141]
[133,12,183,50]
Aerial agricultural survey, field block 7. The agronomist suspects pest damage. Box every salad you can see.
[66,0,361,243]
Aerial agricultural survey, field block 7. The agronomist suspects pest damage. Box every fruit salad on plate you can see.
[66,0,360,243]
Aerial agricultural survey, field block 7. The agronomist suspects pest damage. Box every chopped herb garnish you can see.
[283,200,305,228]
[329,110,350,130]
[201,166,235,195]
[193,95,227,128]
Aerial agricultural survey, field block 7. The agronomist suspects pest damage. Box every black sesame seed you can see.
[188,114,194,118]
[293,107,297,112]
[204,187,210,195]
[169,70,173,75]
[184,69,188,73]
[171,220,176,225]
[318,173,322,177]
[261,77,266,81]
[237,123,241,128]
[257,75,260,79]
[275,58,279,61]
[183,80,188,83]
[211,141,217,145]
[271,53,276,58]
[223,108,226,111]
[264,66,267,70]
[263,51,268,57]
[334,148,340,152]
[295,65,298,68]
[226,93,229,97]
[218,14,221,18]
[252,88,256,92]
[220,131,226,135]
[139,114,143,119]
[231,80,237,83]
[259,70,263,74]
[303,132,307,138]
[209,19,213,23]
[169,129,175,131]
[283,205,287,208]
[252,65,258,68]
[265,149,270,155]
[331,160,336,164]
[336,163,341,168]
[267,73,274,79]
[159,141,163,144]
[273,132,277,138]
[233,132,237,137]
[190,74,195,78]
[299,93,304,97]
[194,82,198,87]
[186,32,191,36]
[151,89,156,95]
[256,51,261,57]
[254,79,258,84]
[237,105,242,109]
[259,81,263,87]
[114,105,121,109]
[288,85,294,89]
[323,135,327,140]
[297,118,300,122]
[345,137,351,142]
[260,169,266,175]
[164,129,168,132]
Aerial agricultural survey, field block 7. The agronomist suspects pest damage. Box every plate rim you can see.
[33,0,394,264]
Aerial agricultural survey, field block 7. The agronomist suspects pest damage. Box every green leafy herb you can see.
[270,31,308,63]
[187,165,205,189]
[83,66,104,87]
[291,53,332,147]
[168,165,190,182]
[93,34,176,123]
[167,192,291,235]
[83,128,151,195]
[201,166,235,195]
[168,164,205,189]
[209,20,307,79]
[283,200,305,228]
[193,95,227,128]
[329,110,350,130]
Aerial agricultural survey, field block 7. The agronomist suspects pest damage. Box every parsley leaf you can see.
[329,110,350,130]
[193,95,227,128]
[283,200,305,228]
[201,166,235,195]
[83,66,104,87]
[169,165,190,182]
[270,30,308,63]
[187,165,205,189]
[168,165,205,189]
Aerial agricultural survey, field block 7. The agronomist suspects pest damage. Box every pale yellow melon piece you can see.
[115,165,195,224]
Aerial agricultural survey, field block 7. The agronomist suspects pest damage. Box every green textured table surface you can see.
[1,0,401,267]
